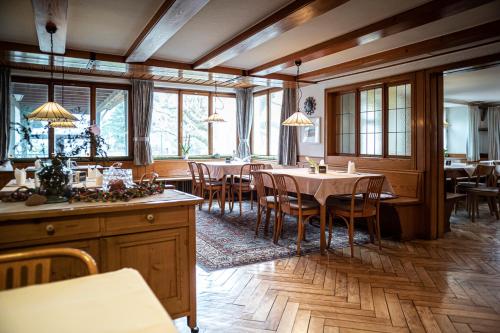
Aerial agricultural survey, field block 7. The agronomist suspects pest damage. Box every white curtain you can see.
[488,106,500,160]
[236,88,253,158]
[466,105,481,161]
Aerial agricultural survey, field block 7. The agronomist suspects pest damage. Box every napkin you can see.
[94,169,103,187]
[87,167,97,179]
[15,168,26,185]
[319,159,325,166]
[347,161,356,174]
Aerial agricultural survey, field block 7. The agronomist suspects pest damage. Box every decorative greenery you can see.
[181,134,192,156]
[10,120,46,156]
[57,125,109,160]
[70,182,165,203]
[37,154,71,198]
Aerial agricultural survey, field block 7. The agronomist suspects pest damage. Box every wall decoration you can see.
[304,96,316,115]
[301,117,321,144]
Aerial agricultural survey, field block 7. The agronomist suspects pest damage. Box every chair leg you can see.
[375,214,382,251]
[255,203,262,236]
[239,189,243,216]
[297,216,303,256]
[250,190,254,210]
[367,217,375,243]
[273,210,282,244]
[264,207,271,234]
[349,217,354,257]
[208,189,213,213]
[328,213,333,249]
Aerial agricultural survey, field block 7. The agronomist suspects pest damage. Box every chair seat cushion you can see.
[456,182,486,188]
[204,181,225,187]
[468,187,499,195]
[288,198,319,211]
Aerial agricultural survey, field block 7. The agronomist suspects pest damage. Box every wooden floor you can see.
[175,207,500,333]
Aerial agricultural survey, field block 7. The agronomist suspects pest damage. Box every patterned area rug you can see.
[196,201,371,271]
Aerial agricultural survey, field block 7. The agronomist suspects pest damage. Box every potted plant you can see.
[181,134,192,160]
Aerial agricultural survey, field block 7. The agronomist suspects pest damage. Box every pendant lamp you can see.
[282,60,313,127]
[27,22,76,122]
[204,81,226,123]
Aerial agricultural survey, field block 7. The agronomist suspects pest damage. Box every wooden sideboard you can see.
[0,190,203,332]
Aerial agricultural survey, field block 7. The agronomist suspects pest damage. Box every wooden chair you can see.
[273,174,320,255]
[197,163,232,213]
[232,163,265,216]
[187,161,203,209]
[327,175,385,257]
[456,165,495,216]
[467,168,500,222]
[252,170,278,237]
[0,248,98,290]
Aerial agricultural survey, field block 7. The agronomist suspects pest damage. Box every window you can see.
[269,91,282,156]
[183,93,209,155]
[252,90,283,156]
[151,92,178,157]
[96,88,129,157]
[332,81,412,158]
[360,87,382,155]
[336,92,355,154]
[388,84,411,156]
[54,85,91,157]
[212,96,237,156]
[9,82,49,158]
[252,94,267,155]
[9,80,130,160]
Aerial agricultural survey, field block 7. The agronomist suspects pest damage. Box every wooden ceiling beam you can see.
[192,0,349,70]
[31,0,68,54]
[298,20,500,81]
[125,0,209,63]
[250,0,495,76]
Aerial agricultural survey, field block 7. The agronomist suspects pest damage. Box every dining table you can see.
[264,168,394,254]
[0,268,178,333]
[202,160,273,215]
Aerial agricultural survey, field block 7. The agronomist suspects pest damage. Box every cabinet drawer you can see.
[0,217,100,245]
[103,207,188,232]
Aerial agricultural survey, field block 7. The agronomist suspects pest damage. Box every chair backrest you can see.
[238,163,265,185]
[187,162,199,183]
[349,176,386,215]
[252,170,277,202]
[0,248,98,291]
[473,165,495,186]
[273,173,301,215]
[197,163,215,187]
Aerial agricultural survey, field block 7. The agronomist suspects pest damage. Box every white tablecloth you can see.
[444,163,476,177]
[203,161,272,180]
[265,168,394,205]
[0,268,178,333]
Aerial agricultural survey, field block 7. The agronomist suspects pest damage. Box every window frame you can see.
[331,79,414,159]
[10,76,132,162]
[153,88,237,158]
[251,88,283,157]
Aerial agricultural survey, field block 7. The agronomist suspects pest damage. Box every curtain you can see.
[236,87,253,158]
[487,106,500,160]
[278,88,298,166]
[466,105,481,162]
[0,67,10,161]
[132,79,154,166]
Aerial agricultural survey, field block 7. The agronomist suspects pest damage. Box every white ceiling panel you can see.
[278,0,500,75]
[445,65,500,103]
[0,0,37,44]
[152,0,291,63]
[222,0,431,69]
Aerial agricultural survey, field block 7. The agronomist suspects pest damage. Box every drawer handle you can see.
[146,214,155,223]
[46,224,55,235]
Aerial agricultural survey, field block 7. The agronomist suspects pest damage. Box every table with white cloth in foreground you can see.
[265,168,394,254]
[203,161,272,215]
[0,268,178,333]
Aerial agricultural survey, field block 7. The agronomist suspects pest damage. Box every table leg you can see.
[320,204,326,255]
[220,175,227,216]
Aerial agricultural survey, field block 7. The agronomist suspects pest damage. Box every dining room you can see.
[1,1,500,332]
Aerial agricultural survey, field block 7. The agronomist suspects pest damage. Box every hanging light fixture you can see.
[282,60,313,127]
[27,22,77,123]
[204,80,226,123]
[49,120,76,128]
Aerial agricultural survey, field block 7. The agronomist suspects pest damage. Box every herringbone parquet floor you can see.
[175,207,500,333]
